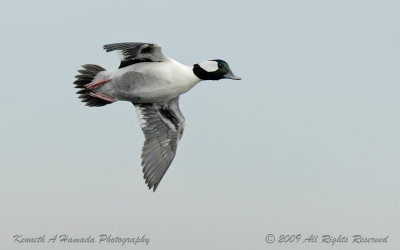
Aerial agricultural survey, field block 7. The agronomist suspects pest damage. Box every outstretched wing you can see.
[104,42,167,68]
[134,97,185,191]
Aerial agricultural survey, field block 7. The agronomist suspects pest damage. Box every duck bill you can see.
[223,69,242,80]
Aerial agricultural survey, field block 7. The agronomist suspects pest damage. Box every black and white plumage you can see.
[104,42,167,68]
[73,42,241,191]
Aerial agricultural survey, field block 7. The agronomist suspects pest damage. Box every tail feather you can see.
[73,64,112,107]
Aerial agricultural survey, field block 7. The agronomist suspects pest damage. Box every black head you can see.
[193,59,241,81]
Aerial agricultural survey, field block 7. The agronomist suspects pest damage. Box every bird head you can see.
[193,59,241,81]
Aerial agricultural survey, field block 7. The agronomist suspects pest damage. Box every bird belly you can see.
[96,61,199,103]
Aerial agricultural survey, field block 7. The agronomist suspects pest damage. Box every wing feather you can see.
[133,97,185,191]
[104,42,167,68]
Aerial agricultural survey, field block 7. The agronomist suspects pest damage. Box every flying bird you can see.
[73,42,241,191]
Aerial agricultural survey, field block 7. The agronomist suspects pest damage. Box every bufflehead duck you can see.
[73,42,241,191]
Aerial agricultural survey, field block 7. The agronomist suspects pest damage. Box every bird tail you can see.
[73,64,113,107]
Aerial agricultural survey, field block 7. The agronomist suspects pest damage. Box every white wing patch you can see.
[199,61,218,72]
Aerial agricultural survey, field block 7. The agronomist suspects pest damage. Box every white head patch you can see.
[199,61,218,72]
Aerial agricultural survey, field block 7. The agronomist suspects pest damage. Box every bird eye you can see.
[218,63,222,68]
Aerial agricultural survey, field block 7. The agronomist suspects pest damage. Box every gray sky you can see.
[1,0,399,249]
